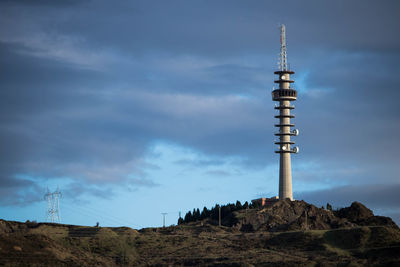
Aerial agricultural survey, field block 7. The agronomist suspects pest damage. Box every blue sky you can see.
[0,0,399,228]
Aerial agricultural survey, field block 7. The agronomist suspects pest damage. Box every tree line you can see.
[178,200,266,225]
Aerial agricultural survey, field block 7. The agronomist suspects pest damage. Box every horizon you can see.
[0,0,399,228]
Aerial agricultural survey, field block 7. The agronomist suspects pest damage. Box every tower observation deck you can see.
[272,24,299,201]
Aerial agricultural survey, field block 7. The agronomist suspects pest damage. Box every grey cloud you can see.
[0,176,43,206]
[0,0,399,207]
[3,0,399,58]
[63,182,115,201]
[174,159,225,167]
[296,184,400,210]
[0,0,83,7]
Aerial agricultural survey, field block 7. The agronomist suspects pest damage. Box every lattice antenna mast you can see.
[279,24,288,71]
[44,187,62,223]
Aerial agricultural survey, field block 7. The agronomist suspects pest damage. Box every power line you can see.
[62,202,143,228]
[78,203,142,228]
[62,205,125,227]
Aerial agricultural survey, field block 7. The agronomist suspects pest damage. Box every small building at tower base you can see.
[251,196,279,207]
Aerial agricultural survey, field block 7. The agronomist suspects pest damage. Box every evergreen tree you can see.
[192,208,197,220]
[236,200,242,210]
[180,200,252,225]
[184,211,192,222]
[222,205,231,217]
[211,205,220,220]
[326,203,332,211]
[201,207,209,219]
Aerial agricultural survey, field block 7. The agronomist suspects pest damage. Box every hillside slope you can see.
[0,201,399,266]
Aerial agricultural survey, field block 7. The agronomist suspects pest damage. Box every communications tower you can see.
[272,25,299,200]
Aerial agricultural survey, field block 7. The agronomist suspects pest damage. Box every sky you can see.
[0,0,399,228]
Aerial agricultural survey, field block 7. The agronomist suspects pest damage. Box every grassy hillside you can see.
[0,220,400,266]
[1,200,399,266]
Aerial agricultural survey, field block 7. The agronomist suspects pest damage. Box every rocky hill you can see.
[232,200,398,232]
[0,200,399,266]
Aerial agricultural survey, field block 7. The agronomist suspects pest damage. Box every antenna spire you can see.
[279,24,288,71]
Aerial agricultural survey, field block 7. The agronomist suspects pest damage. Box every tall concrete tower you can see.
[272,25,299,201]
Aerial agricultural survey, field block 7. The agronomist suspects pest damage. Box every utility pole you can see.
[161,213,167,228]
[218,206,221,227]
[305,209,308,231]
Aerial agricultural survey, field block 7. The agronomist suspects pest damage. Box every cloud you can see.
[296,184,400,210]
[0,0,399,208]
[0,0,83,7]
[0,176,43,206]
[203,170,232,177]
[174,159,225,167]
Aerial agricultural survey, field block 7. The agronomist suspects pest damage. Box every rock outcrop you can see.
[233,199,398,232]
[335,201,374,222]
